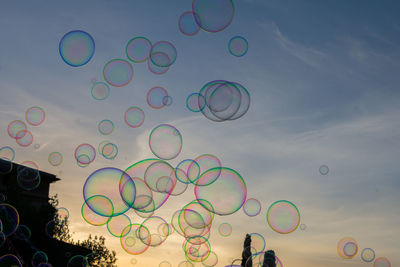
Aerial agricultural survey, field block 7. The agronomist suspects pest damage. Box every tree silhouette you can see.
[50,195,117,266]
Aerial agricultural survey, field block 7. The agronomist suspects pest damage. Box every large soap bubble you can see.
[194,167,246,216]
[59,30,95,67]
[192,0,234,33]
[267,200,300,234]
[149,124,182,160]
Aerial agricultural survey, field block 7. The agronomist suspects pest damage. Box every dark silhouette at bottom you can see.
[241,234,276,267]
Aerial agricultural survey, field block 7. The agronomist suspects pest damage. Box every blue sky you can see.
[1,0,399,266]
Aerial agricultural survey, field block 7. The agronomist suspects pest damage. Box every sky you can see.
[1,0,400,266]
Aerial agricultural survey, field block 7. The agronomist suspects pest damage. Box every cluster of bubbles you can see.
[7,106,45,148]
[337,237,391,266]
[186,80,251,122]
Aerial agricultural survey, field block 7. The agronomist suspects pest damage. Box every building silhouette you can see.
[0,158,91,266]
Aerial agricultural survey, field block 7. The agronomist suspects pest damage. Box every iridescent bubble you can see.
[361,248,375,262]
[188,154,221,185]
[98,119,114,135]
[179,200,214,236]
[246,251,283,267]
[267,200,300,234]
[126,37,152,63]
[0,204,18,237]
[150,41,177,68]
[103,59,133,87]
[243,198,261,217]
[184,235,211,262]
[25,106,45,126]
[32,251,48,267]
[7,120,27,139]
[48,152,63,166]
[199,80,251,122]
[17,164,41,190]
[162,95,173,106]
[0,254,22,266]
[83,167,135,216]
[147,55,169,75]
[59,30,95,67]
[374,257,391,267]
[186,93,206,112]
[0,146,15,161]
[178,11,201,36]
[0,155,12,174]
[144,160,176,194]
[15,224,31,240]
[319,165,329,175]
[120,224,151,255]
[159,260,172,267]
[102,142,118,160]
[81,195,113,226]
[228,36,248,57]
[139,216,170,247]
[147,87,169,109]
[202,251,218,267]
[91,82,110,100]
[218,223,232,237]
[192,0,234,33]
[67,255,88,267]
[124,106,145,128]
[249,233,266,253]
[16,130,33,147]
[195,167,246,216]
[149,124,183,160]
[300,223,307,230]
[107,213,132,237]
[337,237,358,259]
[176,159,199,184]
[74,144,96,166]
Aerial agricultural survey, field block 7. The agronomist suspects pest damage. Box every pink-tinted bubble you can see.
[102,142,118,160]
[120,224,151,255]
[124,106,145,128]
[81,195,113,226]
[184,236,211,262]
[228,36,248,57]
[337,237,358,259]
[107,213,131,237]
[98,119,114,135]
[83,167,135,216]
[178,11,200,36]
[126,37,152,63]
[103,59,133,87]
[176,159,199,184]
[149,124,182,160]
[25,106,45,126]
[243,198,261,217]
[48,152,63,166]
[7,120,27,139]
[150,41,177,68]
[195,167,246,216]
[74,143,96,165]
[374,257,391,267]
[147,87,169,109]
[361,248,375,262]
[148,56,169,75]
[249,233,266,253]
[91,82,110,100]
[218,222,232,237]
[267,200,300,234]
[192,0,234,33]
[59,30,95,67]
[15,130,33,147]
[186,93,206,112]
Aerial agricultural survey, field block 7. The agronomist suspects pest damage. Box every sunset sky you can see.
[1,0,400,266]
